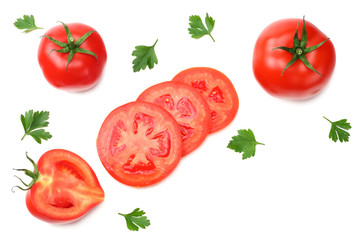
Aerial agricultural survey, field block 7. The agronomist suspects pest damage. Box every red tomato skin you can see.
[38,23,107,91]
[253,18,336,100]
[25,149,104,223]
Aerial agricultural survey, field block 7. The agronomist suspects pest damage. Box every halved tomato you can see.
[19,149,105,223]
[172,67,239,133]
[96,101,183,187]
[137,81,211,156]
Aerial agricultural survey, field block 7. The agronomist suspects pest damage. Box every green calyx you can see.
[42,22,98,72]
[273,16,329,76]
[11,153,40,192]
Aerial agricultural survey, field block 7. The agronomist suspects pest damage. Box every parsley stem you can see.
[323,116,332,123]
[209,33,215,42]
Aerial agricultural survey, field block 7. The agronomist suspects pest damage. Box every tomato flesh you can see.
[97,101,183,187]
[25,149,104,223]
[172,67,239,133]
[137,81,211,155]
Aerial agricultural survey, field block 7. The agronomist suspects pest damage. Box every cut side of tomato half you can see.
[96,101,183,187]
[137,81,211,156]
[23,149,104,223]
[172,67,239,133]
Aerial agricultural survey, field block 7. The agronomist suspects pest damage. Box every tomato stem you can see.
[42,22,98,72]
[296,48,303,56]
[69,36,75,50]
[274,16,329,76]
[11,152,40,192]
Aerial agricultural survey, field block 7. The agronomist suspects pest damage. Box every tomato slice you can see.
[171,67,239,133]
[137,81,211,156]
[25,149,104,223]
[96,101,183,187]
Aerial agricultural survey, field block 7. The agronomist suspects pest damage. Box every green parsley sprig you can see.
[21,110,52,144]
[227,129,264,160]
[323,116,351,142]
[188,13,215,42]
[14,15,43,33]
[118,208,150,231]
[132,39,158,72]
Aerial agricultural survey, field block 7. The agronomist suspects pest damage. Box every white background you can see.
[1,0,359,239]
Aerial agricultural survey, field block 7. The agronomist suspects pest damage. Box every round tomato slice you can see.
[24,149,104,223]
[96,101,183,187]
[172,67,239,133]
[137,81,211,156]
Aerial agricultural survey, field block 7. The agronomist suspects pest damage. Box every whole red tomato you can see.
[38,22,107,91]
[252,17,336,100]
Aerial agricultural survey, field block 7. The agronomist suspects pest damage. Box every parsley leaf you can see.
[188,13,215,42]
[132,39,158,72]
[227,129,264,160]
[323,116,351,142]
[21,110,52,144]
[14,15,43,33]
[118,208,150,231]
